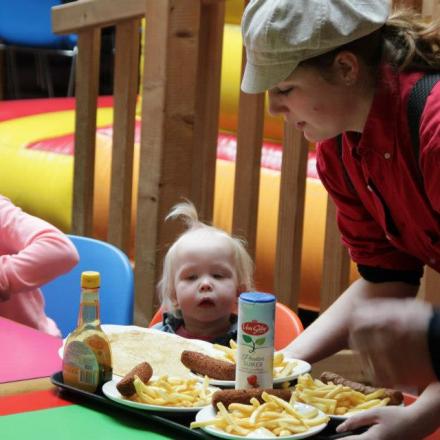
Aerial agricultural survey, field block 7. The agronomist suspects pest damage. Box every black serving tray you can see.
[51,372,366,439]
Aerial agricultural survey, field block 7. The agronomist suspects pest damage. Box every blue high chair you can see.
[41,235,134,337]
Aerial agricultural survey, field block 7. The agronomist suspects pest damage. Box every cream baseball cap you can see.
[241,0,390,94]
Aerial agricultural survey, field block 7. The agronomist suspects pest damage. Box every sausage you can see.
[116,361,153,397]
[181,350,236,381]
[319,371,403,406]
[212,388,292,408]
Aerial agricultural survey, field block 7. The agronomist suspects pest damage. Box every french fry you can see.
[191,388,329,437]
[130,375,215,407]
[292,373,392,415]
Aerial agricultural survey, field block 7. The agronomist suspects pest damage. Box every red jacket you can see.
[317,66,440,273]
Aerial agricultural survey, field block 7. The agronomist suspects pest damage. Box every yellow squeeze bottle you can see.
[62,271,112,392]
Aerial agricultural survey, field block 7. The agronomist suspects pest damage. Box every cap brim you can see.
[241,61,298,94]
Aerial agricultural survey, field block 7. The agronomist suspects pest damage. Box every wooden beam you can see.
[320,198,351,312]
[52,0,145,34]
[232,70,265,258]
[419,267,440,306]
[71,29,101,236]
[134,0,201,325]
[191,0,225,222]
[108,19,140,254]
[274,125,308,310]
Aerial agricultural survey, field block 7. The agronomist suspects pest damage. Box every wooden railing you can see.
[52,0,440,350]
[53,0,225,325]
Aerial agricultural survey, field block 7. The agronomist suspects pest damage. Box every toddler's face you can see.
[172,232,239,324]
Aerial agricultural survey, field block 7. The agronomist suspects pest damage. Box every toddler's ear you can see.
[170,291,179,308]
[236,285,246,297]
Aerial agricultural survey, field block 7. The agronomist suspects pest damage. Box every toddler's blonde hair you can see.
[157,200,255,317]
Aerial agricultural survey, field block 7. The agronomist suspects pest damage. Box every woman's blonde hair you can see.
[157,200,255,317]
[303,7,440,75]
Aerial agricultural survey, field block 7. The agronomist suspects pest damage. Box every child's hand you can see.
[336,406,424,440]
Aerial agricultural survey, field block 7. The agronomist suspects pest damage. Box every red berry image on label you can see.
[247,375,258,387]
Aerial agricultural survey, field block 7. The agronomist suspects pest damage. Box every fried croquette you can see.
[116,361,153,397]
[181,350,236,380]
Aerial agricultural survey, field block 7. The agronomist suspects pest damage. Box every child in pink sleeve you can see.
[0,196,79,336]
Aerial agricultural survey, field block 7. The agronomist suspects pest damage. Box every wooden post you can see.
[274,124,308,310]
[71,29,101,236]
[108,19,140,254]
[320,198,351,312]
[192,1,225,223]
[134,0,201,325]
[419,267,440,306]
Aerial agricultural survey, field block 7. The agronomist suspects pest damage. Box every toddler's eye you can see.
[186,274,197,281]
[213,273,224,279]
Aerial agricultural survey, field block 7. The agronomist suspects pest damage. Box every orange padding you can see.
[148,302,304,351]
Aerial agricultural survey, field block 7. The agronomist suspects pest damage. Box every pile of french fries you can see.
[213,340,298,379]
[293,374,391,415]
[191,391,329,436]
[132,375,215,407]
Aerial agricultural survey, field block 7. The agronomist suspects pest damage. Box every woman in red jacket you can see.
[241,0,440,438]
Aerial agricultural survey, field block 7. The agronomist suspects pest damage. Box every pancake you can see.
[107,329,213,378]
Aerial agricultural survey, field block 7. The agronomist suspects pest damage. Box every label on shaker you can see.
[236,292,275,389]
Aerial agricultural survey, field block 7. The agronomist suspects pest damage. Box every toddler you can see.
[153,201,254,345]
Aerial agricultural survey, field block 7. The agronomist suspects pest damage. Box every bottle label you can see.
[81,305,98,322]
[80,290,99,322]
[63,340,99,392]
[236,295,275,389]
[85,334,113,382]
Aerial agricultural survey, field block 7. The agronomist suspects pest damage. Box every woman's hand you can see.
[348,298,436,388]
[335,406,422,440]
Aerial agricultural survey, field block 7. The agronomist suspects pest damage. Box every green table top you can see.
[0,404,177,440]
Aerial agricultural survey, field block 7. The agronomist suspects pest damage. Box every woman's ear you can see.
[333,51,359,86]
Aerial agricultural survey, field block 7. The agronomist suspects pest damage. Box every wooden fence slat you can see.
[108,19,140,254]
[72,29,101,236]
[52,0,145,34]
[274,124,308,310]
[232,86,265,258]
[192,1,225,222]
[320,198,351,312]
[134,0,201,325]
[419,267,440,306]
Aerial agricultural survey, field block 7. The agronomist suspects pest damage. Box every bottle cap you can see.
[239,292,275,303]
[81,271,100,289]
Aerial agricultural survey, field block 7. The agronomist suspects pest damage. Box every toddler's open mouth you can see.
[198,298,215,307]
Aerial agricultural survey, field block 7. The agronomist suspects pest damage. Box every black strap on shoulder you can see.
[407,73,440,164]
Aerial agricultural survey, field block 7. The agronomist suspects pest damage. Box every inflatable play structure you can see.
[0,4,358,312]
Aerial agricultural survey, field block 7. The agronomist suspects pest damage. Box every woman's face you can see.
[268,62,367,142]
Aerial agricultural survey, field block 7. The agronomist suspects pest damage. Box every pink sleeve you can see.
[0,196,79,300]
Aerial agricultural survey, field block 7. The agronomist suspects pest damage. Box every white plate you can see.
[189,358,311,388]
[58,324,219,358]
[328,402,405,421]
[102,378,218,413]
[194,402,328,439]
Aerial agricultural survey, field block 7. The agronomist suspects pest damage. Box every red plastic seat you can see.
[148,301,304,350]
